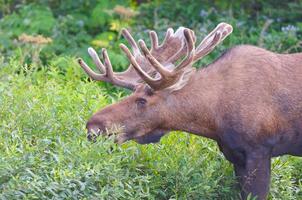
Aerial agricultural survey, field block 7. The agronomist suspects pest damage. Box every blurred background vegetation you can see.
[0,0,302,199]
[0,0,301,70]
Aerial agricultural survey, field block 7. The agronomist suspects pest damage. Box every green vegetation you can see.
[0,1,301,199]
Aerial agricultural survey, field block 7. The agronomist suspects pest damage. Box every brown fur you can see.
[85,45,302,199]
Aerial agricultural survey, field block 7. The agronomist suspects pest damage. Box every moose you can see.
[78,22,302,199]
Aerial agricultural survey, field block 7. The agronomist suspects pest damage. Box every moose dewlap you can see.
[77,22,302,200]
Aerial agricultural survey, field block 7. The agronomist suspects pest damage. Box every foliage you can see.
[0,0,302,199]
[0,0,133,69]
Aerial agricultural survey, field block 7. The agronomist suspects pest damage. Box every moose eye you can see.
[135,98,147,108]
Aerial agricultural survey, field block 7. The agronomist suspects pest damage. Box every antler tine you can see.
[78,58,105,80]
[139,28,196,76]
[149,31,159,51]
[88,47,106,73]
[158,28,174,48]
[78,47,135,90]
[167,27,193,63]
[174,29,196,71]
[119,43,158,86]
[138,39,172,77]
[101,48,114,79]
[193,23,233,62]
[121,28,140,55]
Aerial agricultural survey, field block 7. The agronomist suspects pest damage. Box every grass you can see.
[0,57,301,200]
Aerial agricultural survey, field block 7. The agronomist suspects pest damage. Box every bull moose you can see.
[78,23,302,199]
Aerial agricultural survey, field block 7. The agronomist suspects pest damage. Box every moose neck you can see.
[163,66,221,141]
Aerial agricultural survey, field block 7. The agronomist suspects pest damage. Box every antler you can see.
[78,27,190,90]
[78,23,232,91]
[118,22,233,90]
[193,22,233,62]
[119,29,195,90]
[78,47,135,90]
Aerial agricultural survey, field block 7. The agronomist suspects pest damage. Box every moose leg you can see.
[234,152,271,200]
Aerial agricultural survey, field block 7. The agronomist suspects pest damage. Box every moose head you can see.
[78,23,233,144]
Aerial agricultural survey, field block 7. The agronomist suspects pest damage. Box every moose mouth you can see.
[115,129,166,144]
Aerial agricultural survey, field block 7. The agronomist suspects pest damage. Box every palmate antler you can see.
[78,23,233,91]
[78,27,190,90]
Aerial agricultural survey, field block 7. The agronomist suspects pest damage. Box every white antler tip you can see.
[121,28,128,33]
[218,22,233,34]
[88,47,95,53]
[225,24,233,33]
[138,39,145,45]
[88,47,98,58]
